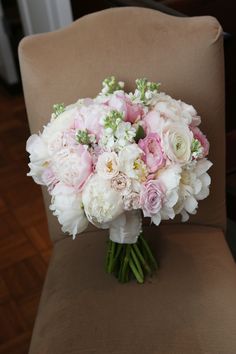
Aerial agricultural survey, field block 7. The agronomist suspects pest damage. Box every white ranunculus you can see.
[174,159,213,221]
[96,151,119,179]
[119,144,146,180]
[82,174,123,226]
[162,123,193,164]
[26,134,49,184]
[50,182,88,238]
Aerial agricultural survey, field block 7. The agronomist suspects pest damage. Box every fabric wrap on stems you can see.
[109,210,142,244]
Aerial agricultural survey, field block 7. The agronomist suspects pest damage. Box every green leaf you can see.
[134,125,146,142]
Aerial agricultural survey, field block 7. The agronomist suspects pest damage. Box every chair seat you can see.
[29,225,236,354]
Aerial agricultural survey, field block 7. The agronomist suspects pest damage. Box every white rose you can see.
[96,152,119,179]
[82,174,123,226]
[162,123,193,164]
[50,182,88,238]
[26,134,49,184]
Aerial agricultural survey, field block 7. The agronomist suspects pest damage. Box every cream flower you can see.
[82,174,123,226]
[96,151,119,179]
[162,123,193,164]
[26,134,49,184]
[50,182,88,238]
[119,144,147,180]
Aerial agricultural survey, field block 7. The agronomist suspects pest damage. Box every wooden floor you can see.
[0,85,52,354]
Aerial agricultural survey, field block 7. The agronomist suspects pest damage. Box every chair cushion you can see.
[29,224,236,354]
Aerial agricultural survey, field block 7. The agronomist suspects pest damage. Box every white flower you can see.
[119,144,147,180]
[174,159,213,221]
[82,174,123,226]
[26,134,49,184]
[115,121,136,147]
[47,131,64,156]
[50,182,88,238]
[162,123,193,164]
[96,152,119,179]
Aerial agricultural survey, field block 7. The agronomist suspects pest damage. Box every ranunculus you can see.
[140,179,164,224]
[51,145,92,190]
[108,91,143,123]
[50,182,88,238]
[191,127,209,157]
[138,133,165,173]
[26,134,49,184]
[162,123,193,164]
[96,151,119,179]
[74,101,110,140]
[82,174,123,226]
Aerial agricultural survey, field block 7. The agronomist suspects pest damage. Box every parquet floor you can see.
[0,85,52,354]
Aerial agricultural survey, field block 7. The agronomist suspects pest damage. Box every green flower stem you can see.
[107,241,116,274]
[129,258,144,284]
[105,239,112,272]
[133,243,152,275]
[120,245,131,283]
[140,234,159,270]
[130,247,144,280]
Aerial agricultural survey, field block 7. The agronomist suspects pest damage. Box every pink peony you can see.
[143,110,164,135]
[108,91,143,123]
[42,167,58,192]
[140,179,164,217]
[138,133,165,173]
[191,127,209,157]
[74,101,110,140]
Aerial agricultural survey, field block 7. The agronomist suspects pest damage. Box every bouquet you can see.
[26,77,212,283]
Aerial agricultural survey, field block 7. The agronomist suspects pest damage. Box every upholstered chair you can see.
[19,7,236,354]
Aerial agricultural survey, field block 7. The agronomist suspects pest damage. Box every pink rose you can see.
[74,101,110,140]
[108,91,143,123]
[140,179,164,217]
[138,133,165,173]
[191,127,209,157]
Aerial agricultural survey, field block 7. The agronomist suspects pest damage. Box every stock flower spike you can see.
[26,76,212,283]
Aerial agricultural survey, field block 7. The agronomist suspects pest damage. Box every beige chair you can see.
[19,7,236,354]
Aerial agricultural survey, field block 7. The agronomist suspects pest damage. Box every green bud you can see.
[53,103,65,117]
[103,110,123,131]
[76,129,91,145]
[191,138,202,153]
[102,76,124,95]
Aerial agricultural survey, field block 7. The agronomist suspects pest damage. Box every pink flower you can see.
[143,110,164,135]
[42,167,58,192]
[108,92,143,123]
[191,127,209,157]
[138,133,165,173]
[140,179,164,217]
[74,102,110,140]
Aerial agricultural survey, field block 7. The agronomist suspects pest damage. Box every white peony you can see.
[174,158,213,221]
[96,151,119,179]
[82,174,123,226]
[50,182,88,238]
[26,134,49,184]
[162,123,193,164]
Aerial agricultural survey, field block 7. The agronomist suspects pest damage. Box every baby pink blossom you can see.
[140,179,164,217]
[138,133,165,173]
[191,127,209,157]
[108,91,143,123]
[42,167,58,192]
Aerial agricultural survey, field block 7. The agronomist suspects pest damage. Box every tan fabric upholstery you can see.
[19,7,226,243]
[18,7,236,354]
[29,225,236,354]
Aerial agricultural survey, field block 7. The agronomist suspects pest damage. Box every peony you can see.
[108,91,143,123]
[138,133,165,173]
[162,123,193,164]
[140,179,165,225]
[96,151,119,179]
[82,174,123,226]
[191,127,209,157]
[41,167,58,191]
[143,110,164,135]
[174,159,212,221]
[50,182,88,238]
[51,145,92,190]
[26,134,49,184]
[74,101,110,140]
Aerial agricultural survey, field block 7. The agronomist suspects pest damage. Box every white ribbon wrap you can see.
[109,210,142,244]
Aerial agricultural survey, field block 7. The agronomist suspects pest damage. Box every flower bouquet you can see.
[26,77,212,283]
